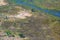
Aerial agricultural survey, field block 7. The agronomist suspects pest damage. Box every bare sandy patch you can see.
[15,10,32,19]
[8,10,32,19]
[0,0,8,6]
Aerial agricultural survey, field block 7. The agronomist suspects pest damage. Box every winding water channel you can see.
[10,0,60,17]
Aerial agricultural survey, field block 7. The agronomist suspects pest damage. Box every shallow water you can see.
[10,0,60,17]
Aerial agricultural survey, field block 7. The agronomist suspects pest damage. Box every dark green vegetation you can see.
[18,33,25,38]
[5,30,15,37]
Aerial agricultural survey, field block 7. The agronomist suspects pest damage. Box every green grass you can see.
[33,0,60,10]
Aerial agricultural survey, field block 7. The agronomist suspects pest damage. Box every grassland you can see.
[0,0,60,40]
